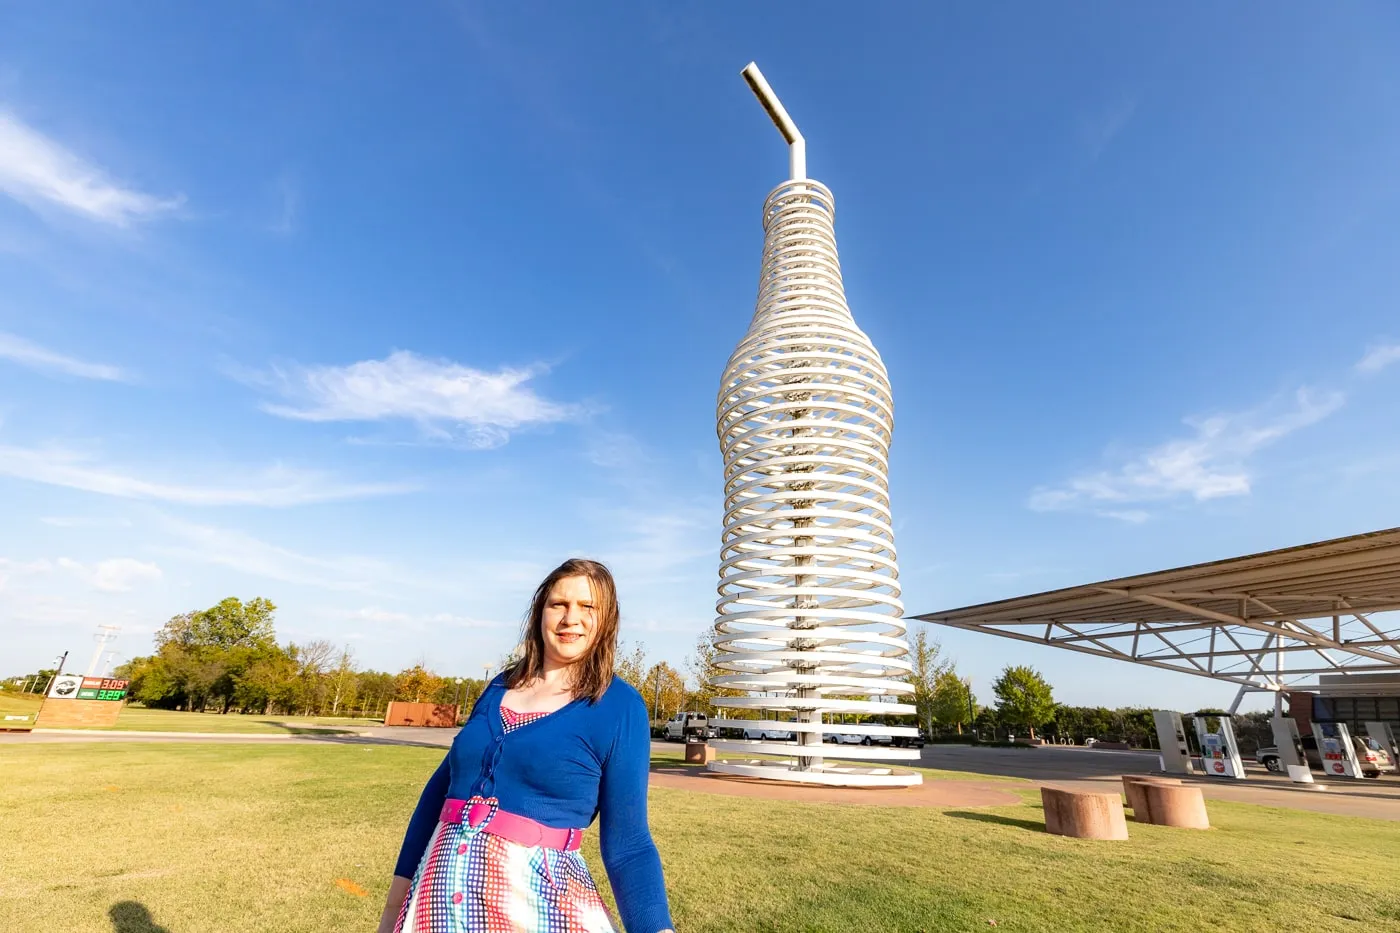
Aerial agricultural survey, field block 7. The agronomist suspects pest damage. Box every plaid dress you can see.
[393,710,617,933]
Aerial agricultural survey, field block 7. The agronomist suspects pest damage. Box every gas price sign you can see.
[72,677,129,701]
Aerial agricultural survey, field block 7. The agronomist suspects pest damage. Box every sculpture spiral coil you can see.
[708,65,920,787]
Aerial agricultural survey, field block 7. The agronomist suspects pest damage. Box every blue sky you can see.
[3,3,1398,711]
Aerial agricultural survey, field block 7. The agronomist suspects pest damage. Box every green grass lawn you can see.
[2,743,1398,933]
[0,692,43,718]
[47,706,382,734]
[2,693,383,734]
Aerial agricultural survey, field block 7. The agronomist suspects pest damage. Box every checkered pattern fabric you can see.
[500,707,549,734]
[395,797,616,933]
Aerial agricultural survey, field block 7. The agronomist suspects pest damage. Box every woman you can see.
[377,558,674,933]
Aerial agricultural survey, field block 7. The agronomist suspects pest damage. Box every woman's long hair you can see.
[505,558,619,703]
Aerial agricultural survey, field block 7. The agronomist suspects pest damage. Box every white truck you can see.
[662,711,715,741]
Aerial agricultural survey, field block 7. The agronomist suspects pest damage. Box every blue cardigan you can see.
[394,675,672,933]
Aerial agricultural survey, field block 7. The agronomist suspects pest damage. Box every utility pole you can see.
[42,652,69,697]
[86,625,121,677]
[966,677,975,737]
[36,651,69,726]
[652,669,662,723]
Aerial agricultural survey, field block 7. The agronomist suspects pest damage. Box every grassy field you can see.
[2,743,1398,933]
[24,704,383,734]
[0,692,42,724]
[92,708,382,734]
[2,694,382,733]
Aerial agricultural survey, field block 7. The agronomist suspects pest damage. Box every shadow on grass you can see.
[943,810,1045,832]
[256,720,354,735]
[109,901,172,933]
[307,734,453,750]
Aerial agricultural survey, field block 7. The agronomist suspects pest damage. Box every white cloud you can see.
[248,350,581,450]
[157,518,393,592]
[1080,94,1138,161]
[39,515,133,528]
[0,557,55,591]
[585,431,650,471]
[270,173,299,236]
[584,501,714,583]
[0,331,129,381]
[1095,509,1150,524]
[0,444,415,506]
[57,557,162,592]
[1029,388,1344,517]
[338,607,503,631]
[350,606,412,624]
[1357,342,1400,375]
[0,110,183,226]
[424,612,503,630]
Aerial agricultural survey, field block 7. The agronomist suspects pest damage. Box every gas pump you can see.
[1269,716,1312,783]
[1363,721,1399,766]
[1152,710,1196,775]
[1311,721,1364,778]
[1192,713,1245,779]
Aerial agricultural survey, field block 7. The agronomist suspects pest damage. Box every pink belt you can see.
[441,797,583,852]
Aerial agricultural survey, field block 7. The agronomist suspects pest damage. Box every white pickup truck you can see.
[662,711,716,741]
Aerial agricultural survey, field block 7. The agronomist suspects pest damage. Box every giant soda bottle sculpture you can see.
[707,64,921,786]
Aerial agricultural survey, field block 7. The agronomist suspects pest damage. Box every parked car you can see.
[890,731,927,749]
[662,711,716,741]
[1257,734,1395,777]
[742,726,794,741]
[822,732,865,745]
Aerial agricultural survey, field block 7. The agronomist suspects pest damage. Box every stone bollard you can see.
[1142,784,1210,829]
[1121,775,1183,822]
[684,742,716,765]
[1041,786,1129,840]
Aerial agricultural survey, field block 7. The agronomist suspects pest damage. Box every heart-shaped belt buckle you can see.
[466,800,493,828]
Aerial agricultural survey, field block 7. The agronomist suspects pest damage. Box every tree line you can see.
[106,597,734,722]
[23,600,1262,746]
[112,597,496,719]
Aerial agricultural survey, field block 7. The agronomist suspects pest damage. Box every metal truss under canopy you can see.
[915,528,1400,696]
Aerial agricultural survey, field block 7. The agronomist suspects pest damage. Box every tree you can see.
[974,704,1002,739]
[235,646,299,715]
[992,665,1055,739]
[615,641,648,692]
[329,647,357,715]
[642,662,686,722]
[155,598,276,651]
[355,670,396,719]
[134,597,282,712]
[685,631,743,714]
[903,625,948,736]
[293,639,336,714]
[930,668,976,734]
[394,664,439,703]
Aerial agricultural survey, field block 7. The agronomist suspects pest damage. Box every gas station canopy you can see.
[914,527,1400,696]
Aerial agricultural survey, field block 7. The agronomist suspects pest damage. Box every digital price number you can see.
[75,677,130,701]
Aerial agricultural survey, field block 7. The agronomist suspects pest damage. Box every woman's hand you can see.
[375,875,412,933]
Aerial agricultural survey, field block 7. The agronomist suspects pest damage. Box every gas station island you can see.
[918,527,1400,785]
